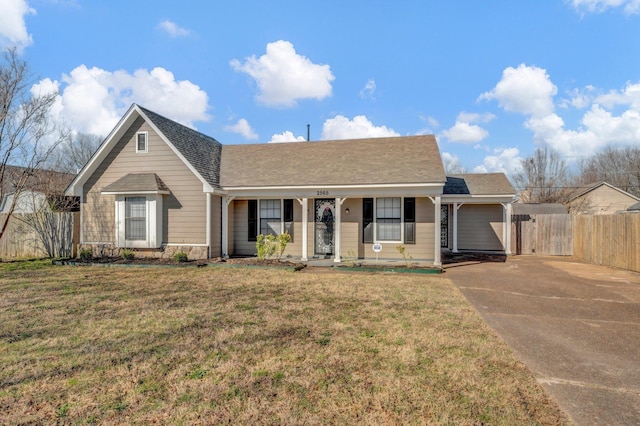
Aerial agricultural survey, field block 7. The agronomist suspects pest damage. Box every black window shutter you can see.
[283,199,293,222]
[404,197,416,244]
[363,198,374,243]
[283,199,294,241]
[248,200,257,241]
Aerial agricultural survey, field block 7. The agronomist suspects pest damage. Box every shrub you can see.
[256,234,277,260]
[120,248,135,260]
[343,249,359,267]
[276,231,291,261]
[79,248,93,262]
[396,245,415,268]
[174,251,188,262]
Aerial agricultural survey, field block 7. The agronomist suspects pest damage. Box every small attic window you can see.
[136,132,148,153]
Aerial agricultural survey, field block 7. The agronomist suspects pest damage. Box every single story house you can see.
[65,104,515,266]
[565,182,640,214]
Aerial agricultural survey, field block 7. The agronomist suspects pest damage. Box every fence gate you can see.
[512,213,573,256]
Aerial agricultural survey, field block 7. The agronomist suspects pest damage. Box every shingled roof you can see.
[220,135,445,187]
[138,106,222,189]
[102,173,169,194]
[444,173,515,195]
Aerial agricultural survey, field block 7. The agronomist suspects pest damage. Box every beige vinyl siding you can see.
[82,117,206,245]
[570,186,639,214]
[342,198,361,258]
[210,195,222,257]
[227,201,235,256]
[362,197,436,261]
[232,200,254,256]
[457,204,504,250]
[231,197,437,260]
[232,199,304,257]
[283,201,302,257]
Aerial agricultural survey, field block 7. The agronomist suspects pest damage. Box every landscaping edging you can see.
[52,259,208,268]
[333,266,442,274]
[52,259,441,274]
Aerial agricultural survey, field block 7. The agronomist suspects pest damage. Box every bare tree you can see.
[513,146,569,203]
[0,48,68,242]
[577,146,640,197]
[48,132,102,174]
[443,155,467,174]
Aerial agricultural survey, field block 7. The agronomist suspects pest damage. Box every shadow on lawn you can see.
[442,252,507,269]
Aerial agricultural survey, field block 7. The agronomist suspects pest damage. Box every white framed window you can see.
[375,197,402,242]
[125,197,146,240]
[115,194,163,248]
[136,131,148,153]
[363,197,415,244]
[260,199,281,236]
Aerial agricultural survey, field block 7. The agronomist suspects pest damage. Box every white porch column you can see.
[452,202,459,253]
[334,197,342,263]
[434,195,442,267]
[300,198,308,261]
[206,193,212,258]
[221,195,229,258]
[503,202,512,255]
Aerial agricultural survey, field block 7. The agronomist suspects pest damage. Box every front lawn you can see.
[0,261,568,424]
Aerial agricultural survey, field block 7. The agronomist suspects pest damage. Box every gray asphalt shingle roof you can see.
[220,135,445,187]
[512,203,568,215]
[444,173,515,195]
[102,173,169,193]
[138,106,222,189]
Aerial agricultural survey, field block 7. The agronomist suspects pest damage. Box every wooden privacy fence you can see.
[573,214,640,273]
[0,212,79,259]
[512,212,640,273]
[511,214,573,256]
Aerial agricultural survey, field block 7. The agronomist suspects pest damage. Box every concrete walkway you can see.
[445,256,640,426]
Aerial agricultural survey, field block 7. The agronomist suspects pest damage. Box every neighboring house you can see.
[65,104,515,265]
[626,202,640,213]
[0,166,77,214]
[565,182,640,214]
[512,203,568,215]
[0,190,48,214]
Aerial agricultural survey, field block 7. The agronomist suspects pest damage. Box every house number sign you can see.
[316,190,330,196]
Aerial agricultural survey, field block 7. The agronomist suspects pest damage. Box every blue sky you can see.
[2,0,640,176]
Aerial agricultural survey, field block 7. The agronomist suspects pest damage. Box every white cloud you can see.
[559,85,597,109]
[321,115,400,140]
[440,112,495,144]
[482,64,640,159]
[230,40,335,107]
[359,79,376,100]
[224,118,258,140]
[157,19,191,37]
[0,0,35,51]
[479,64,557,117]
[35,65,209,136]
[594,81,640,109]
[473,147,523,175]
[269,131,306,143]
[571,0,640,14]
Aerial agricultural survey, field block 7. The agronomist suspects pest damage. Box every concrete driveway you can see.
[445,256,640,426]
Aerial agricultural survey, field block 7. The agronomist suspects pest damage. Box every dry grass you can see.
[0,261,568,425]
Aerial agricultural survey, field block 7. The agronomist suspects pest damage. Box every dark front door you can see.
[314,199,335,255]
